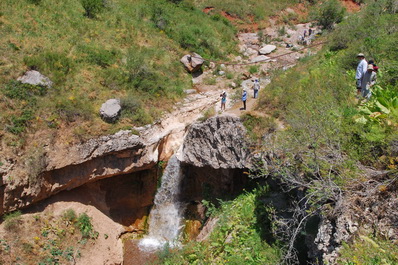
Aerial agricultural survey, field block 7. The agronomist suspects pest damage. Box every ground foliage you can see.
[0,209,98,264]
[157,187,281,265]
[253,0,398,263]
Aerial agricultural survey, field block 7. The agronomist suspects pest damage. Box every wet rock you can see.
[259,45,276,55]
[17,70,53,88]
[100,99,121,123]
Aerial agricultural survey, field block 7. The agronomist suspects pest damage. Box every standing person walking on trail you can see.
[252,79,260,99]
[241,89,247,110]
[220,91,227,111]
[361,64,377,100]
[356,53,368,97]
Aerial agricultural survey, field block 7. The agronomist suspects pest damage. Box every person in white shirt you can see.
[355,53,368,96]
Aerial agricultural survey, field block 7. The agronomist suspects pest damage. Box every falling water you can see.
[138,155,186,251]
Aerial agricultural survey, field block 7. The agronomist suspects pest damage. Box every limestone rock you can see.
[180,53,204,73]
[182,116,250,169]
[251,55,270,63]
[17,70,53,88]
[259,45,276,55]
[100,99,121,123]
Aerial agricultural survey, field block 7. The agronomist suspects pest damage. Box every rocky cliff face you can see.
[0,115,251,218]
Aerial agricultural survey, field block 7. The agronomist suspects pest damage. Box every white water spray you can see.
[139,155,186,251]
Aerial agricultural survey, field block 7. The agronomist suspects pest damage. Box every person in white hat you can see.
[361,64,377,100]
[220,90,227,111]
[356,53,368,96]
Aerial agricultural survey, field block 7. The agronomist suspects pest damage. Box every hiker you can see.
[355,53,368,97]
[242,89,247,110]
[220,91,227,111]
[304,29,307,38]
[252,79,260,99]
[361,64,377,100]
[309,28,313,36]
[368,59,379,72]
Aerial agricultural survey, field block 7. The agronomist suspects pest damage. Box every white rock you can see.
[251,55,270,63]
[17,70,53,88]
[100,99,121,123]
[259,45,276,55]
[218,71,225,76]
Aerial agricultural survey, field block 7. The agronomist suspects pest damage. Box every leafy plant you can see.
[311,0,346,30]
[3,211,22,231]
[80,0,105,18]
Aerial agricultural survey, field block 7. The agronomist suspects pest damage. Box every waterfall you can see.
[138,155,186,251]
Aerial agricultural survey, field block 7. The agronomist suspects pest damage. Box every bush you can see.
[63,209,77,222]
[79,45,119,67]
[312,0,345,30]
[7,109,34,135]
[77,213,93,238]
[24,52,73,83]
[80,0,105,18]
[3,80,46,100]
[3,211,22,231]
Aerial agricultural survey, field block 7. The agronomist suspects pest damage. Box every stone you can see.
[234,56,242,62]
[251,55,270,63]
[246,48,258,56]
[100,99,121,123]
[180,53,204,73]
[184,89,197,95]
[209,62,216,69]
[259,44,276,55]
[218,71,225,76]
[17,70,53,88]
[230,82,237,88]
[182,116,251,169]
[220,64,226,69]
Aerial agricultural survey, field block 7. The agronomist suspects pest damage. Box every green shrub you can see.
[3,211,22,231]
[24,52,73,83]
[80,0,105,18]
[77,213,93,238]
[79,45,119,67]
[249,65,259,74]
[7,109,34,135]
[3,80,46,100]
[63,209,77,222]
[312,0,345,30]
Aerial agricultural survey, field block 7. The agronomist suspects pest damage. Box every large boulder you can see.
[100,99,121,123]
[17,70,53,88]
[180,53,205,73]
[181,116,251,169]
[259,45,276,55]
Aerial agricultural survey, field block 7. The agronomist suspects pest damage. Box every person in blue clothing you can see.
[220,90,227,111]
[241,89,247,110]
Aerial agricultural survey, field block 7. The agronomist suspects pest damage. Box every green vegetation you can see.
[338,235,398,264]
[0,0,237,143]
[3,211,22,231]
[0,209,98,264]
[310,0,345,30]
[159,188,281,264]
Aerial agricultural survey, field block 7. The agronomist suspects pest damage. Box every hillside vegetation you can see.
[160,0,398,263]
[0,0,303,149]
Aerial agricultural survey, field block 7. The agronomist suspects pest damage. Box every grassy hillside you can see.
[0,0,239,146]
